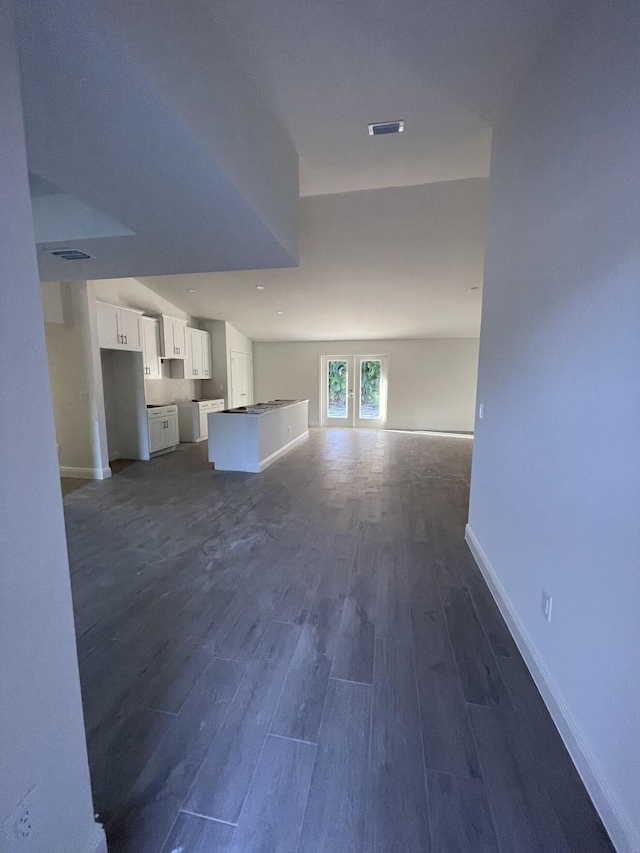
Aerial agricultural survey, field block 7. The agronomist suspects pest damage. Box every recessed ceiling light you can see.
[368,120,404,136]
[256,285,265,291]
[187,288,196,293]
[276,310,284,315]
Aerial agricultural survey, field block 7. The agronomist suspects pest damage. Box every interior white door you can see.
[321,355,388,427]
[231,351,253,407]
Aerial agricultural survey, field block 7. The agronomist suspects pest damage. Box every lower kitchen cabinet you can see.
[147,405,179,454]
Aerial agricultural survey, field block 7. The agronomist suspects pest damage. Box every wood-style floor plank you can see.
[436,564,511,709]
[406,544,482,778]
[331,534,378,683]
[497,653,616,853]
[184,621,299,824]
[370,638,431,852]
[60,431,614,853]
[229,735,316,853]
[107,656,245,853]
[159,812,234,853]
[426,770,500,853]
[468,703,571,853]
[297,678,372,853]
[270,638,331,743]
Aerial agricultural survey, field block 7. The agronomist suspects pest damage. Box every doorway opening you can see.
[320,355,389,427]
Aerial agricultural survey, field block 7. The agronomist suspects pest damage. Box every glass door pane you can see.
[359,359,381,420]
[327,359,348,419]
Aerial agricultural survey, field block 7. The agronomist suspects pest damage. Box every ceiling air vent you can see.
[368,120,404,136]
[47,248,93,260]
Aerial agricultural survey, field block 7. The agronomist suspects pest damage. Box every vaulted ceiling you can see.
[20,0,568,338]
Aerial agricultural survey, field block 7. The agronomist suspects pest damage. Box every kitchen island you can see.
[208,399,309,472]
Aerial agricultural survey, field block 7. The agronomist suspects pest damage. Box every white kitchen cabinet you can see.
[158,315,187,359]
[147,405,179,454]
[97,302,143,351]
[176,399,225,442]
[141,316,162,379]
[201,332,212,378]
[185,328,212,379]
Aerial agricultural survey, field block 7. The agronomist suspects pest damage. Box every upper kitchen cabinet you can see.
[97,302,143,351]
[158,315,187,360]
[141,316,162,379]
[186,328,212,379]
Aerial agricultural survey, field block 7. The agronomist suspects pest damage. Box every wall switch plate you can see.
[541,590,553,623]
[478,403,484,419]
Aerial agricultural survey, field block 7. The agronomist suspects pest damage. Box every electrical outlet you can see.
[478,403,484,420]
[4,787,36,849]
[541,590,553,623]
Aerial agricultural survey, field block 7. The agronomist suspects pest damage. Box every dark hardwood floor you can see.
[63,428,614,853]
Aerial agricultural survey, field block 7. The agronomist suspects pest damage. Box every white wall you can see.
[0,3,104,849]
[44,281,110,479]
[201,320,254,407]
[467,2,640,850]
[93,277,198,406]
[254,338,478,431]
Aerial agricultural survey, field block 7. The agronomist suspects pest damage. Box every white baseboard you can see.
[465,524,639,853]
[60,466,112,480]
[258,430,309,472]
[86,822,108,853]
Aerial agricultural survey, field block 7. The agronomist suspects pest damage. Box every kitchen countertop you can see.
[219,399,308,416]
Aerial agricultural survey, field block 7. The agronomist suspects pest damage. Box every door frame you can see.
[320,354,389,428]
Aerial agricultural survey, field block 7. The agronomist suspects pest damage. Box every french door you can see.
[321,355,388,428]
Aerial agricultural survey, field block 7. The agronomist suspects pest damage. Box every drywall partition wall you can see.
[201,320,254,407]
[100,350,150,461]
[467,1,640,850]
[17,0,298,280]
[254,338,479,431]
[93,278,198,405]
[40,280,71,324]
[44,281,111,479]
[0,4,106,851]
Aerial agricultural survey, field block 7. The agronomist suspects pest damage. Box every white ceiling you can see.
[211,0,564,196]
[17,0,299,280]
[21,0,567,337]
[140,178,488,341]
[138,0,565,339]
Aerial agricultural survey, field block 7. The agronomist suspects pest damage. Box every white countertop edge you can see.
[209,399,309,418]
